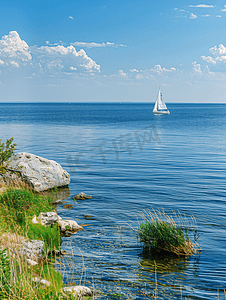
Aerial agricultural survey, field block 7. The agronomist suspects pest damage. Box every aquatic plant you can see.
[139,208,201,256]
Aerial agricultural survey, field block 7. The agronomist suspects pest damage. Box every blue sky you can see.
[1,0,226,102]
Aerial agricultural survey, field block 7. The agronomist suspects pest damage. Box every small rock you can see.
[26,259,38,266]
[57,219,83,233]
[64,285,92,297]
[52,199,64,204]
[32,277,51,286]
[73,192,92,200]
[31,215,39,224]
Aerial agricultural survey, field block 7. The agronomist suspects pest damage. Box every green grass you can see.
[139,208,201,256]
[0,187,92,300]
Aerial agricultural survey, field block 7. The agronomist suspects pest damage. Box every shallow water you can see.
[1,103,226,299]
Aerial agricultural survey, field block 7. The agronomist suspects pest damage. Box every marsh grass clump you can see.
[139,208,201,256]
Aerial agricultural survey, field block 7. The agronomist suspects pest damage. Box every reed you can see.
[139,208,201,256]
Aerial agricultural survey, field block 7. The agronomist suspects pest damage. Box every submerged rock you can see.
[6,152,70,192]
[63,285,92,297]
[73,192,92,200]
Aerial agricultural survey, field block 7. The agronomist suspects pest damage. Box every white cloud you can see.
[10,60,20,68]
[201,14,210,17]
[190,12,198,19]
[189,4,214,7]
[192,61,202,74]
[69,16,73,19]
[201,55,217,64]
[32,45,101,73]
[71,41,126,48]
[201,44,226,65]
[150,65,177,74]
[220,5,226,11]
[216,15,222,17]
[210,44,226,55]
[118,70,127,77]
[130,69,139,72]
[0,31,32,67]
[0,31,101,77]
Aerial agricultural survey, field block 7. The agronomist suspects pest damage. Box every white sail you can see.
[153,87,170,114]
[158,93,167,110]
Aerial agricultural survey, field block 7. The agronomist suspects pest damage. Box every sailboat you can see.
[153,87,170,115]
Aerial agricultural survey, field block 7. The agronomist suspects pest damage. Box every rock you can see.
[32,277,51,286]
[1,170,24,188]
[26,259,38,266]
[32,212,83,234]
[6,152,70,192]
[31,215,39,224]
[73,192,92,200]
[52,199,64,204]
[62,204,73,209]
[57,218,83,233]
[19,240,45,263]
[37,212,58,226]
[64,285,92,297]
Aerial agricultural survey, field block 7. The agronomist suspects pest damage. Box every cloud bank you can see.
[0,31,100,76]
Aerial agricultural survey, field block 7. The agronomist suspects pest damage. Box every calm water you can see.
[0,103,226,299]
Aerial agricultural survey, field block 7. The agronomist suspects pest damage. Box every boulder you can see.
[6,152,70,192]
[64,285,92,297]
[73,192,92,200]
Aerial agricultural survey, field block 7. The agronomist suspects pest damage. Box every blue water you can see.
[0,103,226,299]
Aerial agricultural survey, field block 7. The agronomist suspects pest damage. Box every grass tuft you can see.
[139,208,201,256]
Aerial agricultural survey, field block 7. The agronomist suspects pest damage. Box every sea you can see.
[0,102,226,299]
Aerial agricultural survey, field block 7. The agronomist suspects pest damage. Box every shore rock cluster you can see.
[0,152,93,298]
[32,211,84,234]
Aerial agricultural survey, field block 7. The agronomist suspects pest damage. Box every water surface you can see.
[0,103,226,299]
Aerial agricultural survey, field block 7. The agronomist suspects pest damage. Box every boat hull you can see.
[153,110,170,115]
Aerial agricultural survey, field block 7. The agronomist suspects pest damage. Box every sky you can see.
[1,0,226,102]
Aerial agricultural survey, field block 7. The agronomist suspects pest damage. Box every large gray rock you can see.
[7,152,70,192]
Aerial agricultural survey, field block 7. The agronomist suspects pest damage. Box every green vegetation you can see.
[0,187,90,299]
[139,209,201,256]
[0,137,17,164]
